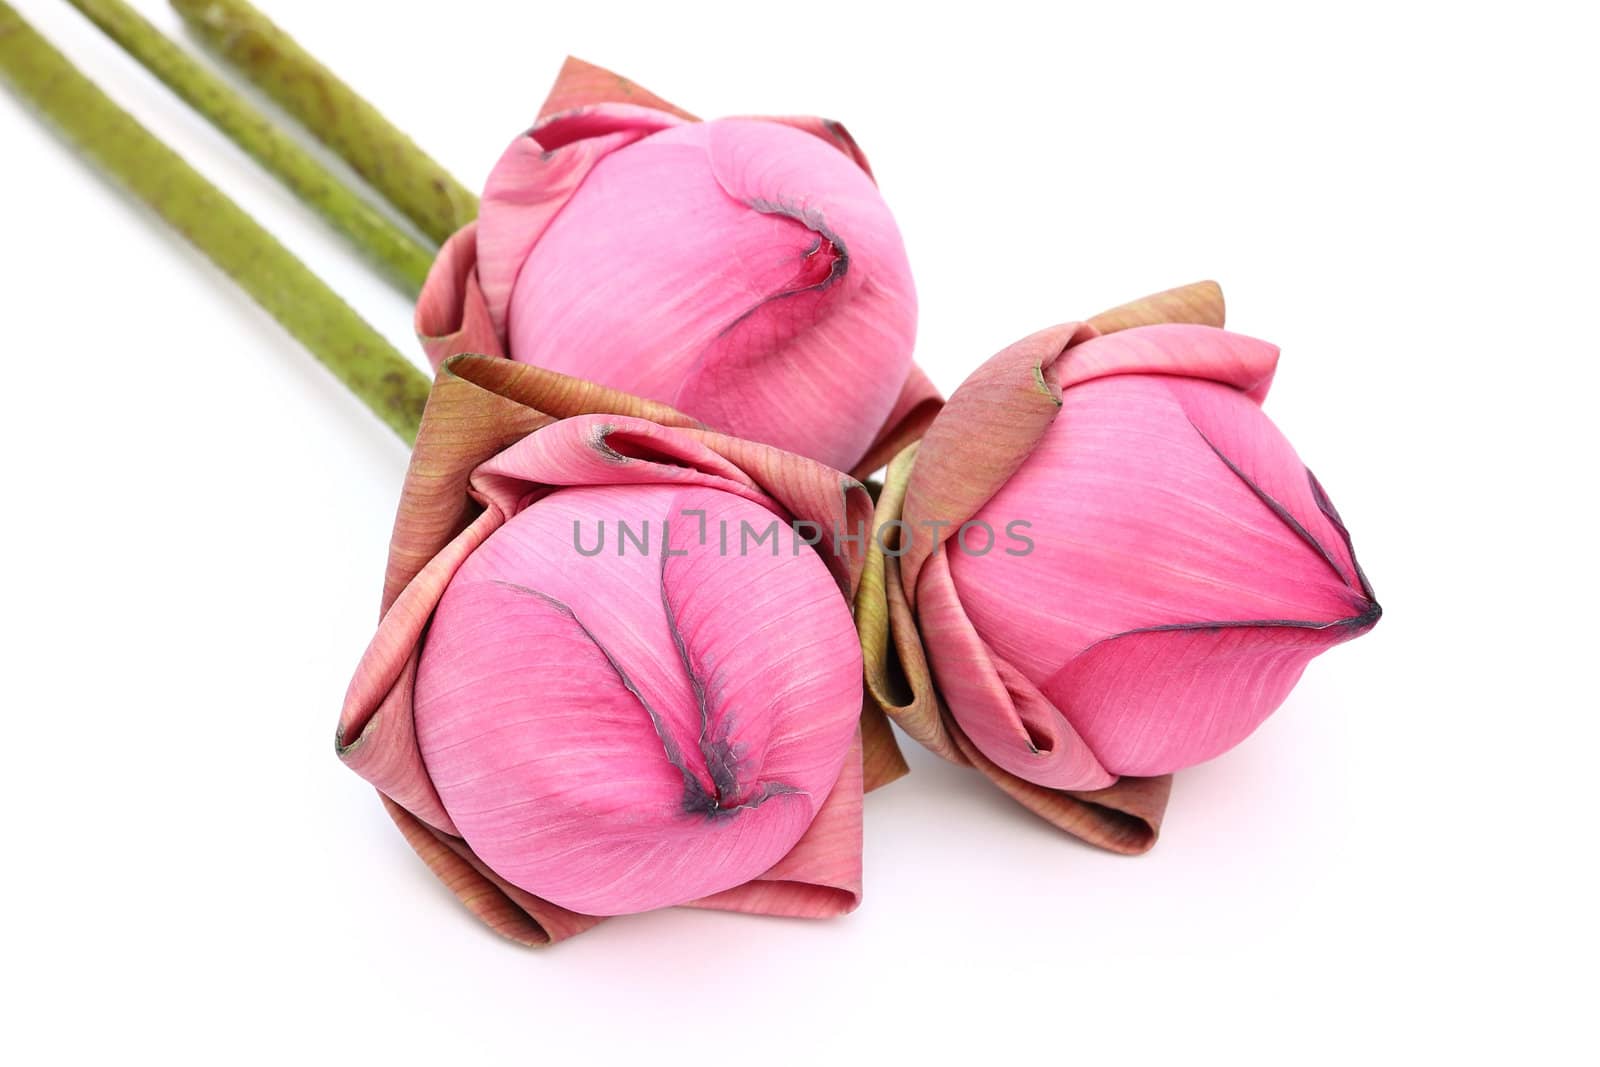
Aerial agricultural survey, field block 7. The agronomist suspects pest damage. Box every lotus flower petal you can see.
[1053,323,1279,401]
[852,364,944,481]
[1169,373,1363,588]
[1040,616,1371,777]
[445,353,699,433]
[947,733,1170,855]
[856,443,954,769]
[473,415,758,505]
[900,322,1096,598]
[537,56,700,123]
[415,222,505,369]
[917,550,1114,791]
[477,104,686,339]
[745,114,875,176]
[1086,279,1225,333]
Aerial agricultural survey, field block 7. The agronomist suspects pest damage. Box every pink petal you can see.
[339,506,506,831]
[477,104,686,339]
[917,551,1114,791]
[1170,374,1363,590]
[852,363,943,480]
[1054,323,1279,403]
[472,414,764,511]
[414,222,505,370]
[1041,618,1372,776]
[743,115,876,178]
[900,322,1095,599]
[949,374,1367,685]
[660,493,864,813]
[679,426,876,599]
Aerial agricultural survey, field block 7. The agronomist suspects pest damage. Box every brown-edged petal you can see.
[916,550,1115,791]
[947,732,1171,855]
[381,795,601,946]
[381,355,697,611]
[858,697,909,792]
[676,427,874,598]
[899,322,1096,600]
[851,365,944,481]
[537,56,699,124]
[342,508,501,831]
[856,443,962,766]
[1086,279,1225,333]
[414,222,504,370]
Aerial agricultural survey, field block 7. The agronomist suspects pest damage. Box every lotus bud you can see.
[339,357,880,944]
[857,283,1379,847]
[915,310,1380,782]
[414,58,937,479]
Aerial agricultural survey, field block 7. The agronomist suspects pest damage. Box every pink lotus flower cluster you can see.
[342,62,1379,945]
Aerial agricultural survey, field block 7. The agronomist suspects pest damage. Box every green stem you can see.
[66,0,434,295]
[171,0,478,245]
[0,2,430,443]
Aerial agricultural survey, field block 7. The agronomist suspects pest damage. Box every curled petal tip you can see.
[1088,280,1226,333]
[538,56,698,123]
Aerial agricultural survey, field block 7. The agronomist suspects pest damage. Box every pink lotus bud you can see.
[413,58,940,481]
[498,117,915,474]
[414,481,862,915]
[339,358,883,944]
[900,316,1380,787]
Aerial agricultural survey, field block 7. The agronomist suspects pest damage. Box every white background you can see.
[2,0,1595,1061]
